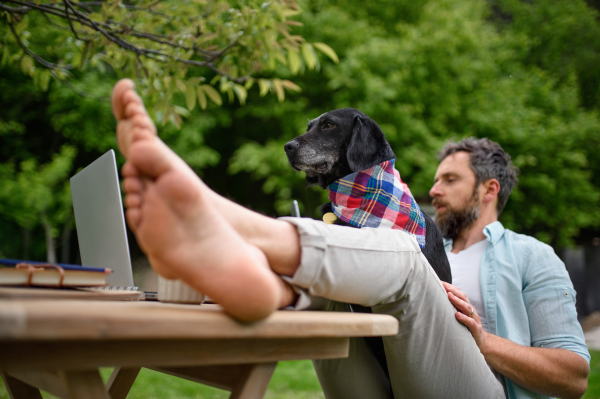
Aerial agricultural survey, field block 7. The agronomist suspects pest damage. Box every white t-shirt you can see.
[446,239,489,332]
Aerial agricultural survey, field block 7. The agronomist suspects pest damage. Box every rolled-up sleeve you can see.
[522,242,590,364]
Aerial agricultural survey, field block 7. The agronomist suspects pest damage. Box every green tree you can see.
[1,0,599,262]
[228,0,600,249]
[0,145,76,262]
[0,0,339,262]
[1,0,339,122]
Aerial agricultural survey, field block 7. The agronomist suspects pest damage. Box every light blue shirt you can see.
[444,221,590,399]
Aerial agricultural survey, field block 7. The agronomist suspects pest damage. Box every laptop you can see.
[70,150,136,290]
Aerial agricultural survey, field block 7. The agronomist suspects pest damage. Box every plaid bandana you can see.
[328,159,427,248]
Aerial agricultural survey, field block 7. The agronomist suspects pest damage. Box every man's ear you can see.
[347,116,386,172]
[482,178,500,204]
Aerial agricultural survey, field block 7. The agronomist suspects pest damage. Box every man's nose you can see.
[284,140,300,153]
[429,182,442,198]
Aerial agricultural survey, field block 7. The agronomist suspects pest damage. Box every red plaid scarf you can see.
[328,160,426,248]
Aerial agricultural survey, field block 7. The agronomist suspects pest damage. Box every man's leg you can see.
[282,218,505,399]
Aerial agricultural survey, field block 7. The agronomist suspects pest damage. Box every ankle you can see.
[252,220,302,277]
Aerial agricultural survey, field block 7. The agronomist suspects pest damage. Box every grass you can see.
[0,360,325,399]
[585,350,600,399]
[2,351,599,398]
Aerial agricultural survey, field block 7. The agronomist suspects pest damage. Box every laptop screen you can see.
[70,150,134,288]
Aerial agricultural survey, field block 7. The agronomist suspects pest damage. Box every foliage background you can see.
[1,0,600,263]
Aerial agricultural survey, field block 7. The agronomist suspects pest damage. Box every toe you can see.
[122,91,146,117]
[123,176,144,194]
[131,114,156,137]
[125,208,141,231]
[111,79,135,120]
[124,102,147,120]
[117,121,133,156]
[121,161,140,178]
[125,193,142,208]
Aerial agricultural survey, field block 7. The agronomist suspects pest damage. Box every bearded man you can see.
[430,138,590,399]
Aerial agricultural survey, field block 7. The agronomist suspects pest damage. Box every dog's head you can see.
[284,108,396,188]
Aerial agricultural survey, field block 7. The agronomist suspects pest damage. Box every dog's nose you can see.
[284,140,299,153]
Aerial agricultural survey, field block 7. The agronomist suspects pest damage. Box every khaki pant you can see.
[281,217,506,399]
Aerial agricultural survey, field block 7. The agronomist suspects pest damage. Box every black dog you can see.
[284,108,451,284]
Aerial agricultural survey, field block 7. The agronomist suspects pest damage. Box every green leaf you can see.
[15,16,29,35]
[196,86,207,110]
[312,42,339,64]
[281,80,301,92]
[185,82,196,111]
[201,85,222,106]
[152,98,167,115]
[1,46,9,67]
[271,78,285,102]
[274,51,288,66]
[162,105,173,126]
[39,70,50,92]
[20,56,34,75]
[226,86,234,103]
[258,79,271,97]
[173,105,190,117]
[78,42,88,71]
[232,84,247,105]
[287,49,301,75]
[244,78,255,90]
[282,9,302,17]
[88,13,103,22]
[301,43,317,71]
[176,79,187,93]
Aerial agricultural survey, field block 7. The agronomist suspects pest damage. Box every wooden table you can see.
[0,299,398,399]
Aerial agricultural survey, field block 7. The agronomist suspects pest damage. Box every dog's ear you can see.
[347,115,395,172]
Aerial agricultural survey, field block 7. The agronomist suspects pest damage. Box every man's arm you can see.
[444,282,589,399]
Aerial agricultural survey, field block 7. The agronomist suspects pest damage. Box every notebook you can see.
[70,150,136,290]
[0,259,111,287]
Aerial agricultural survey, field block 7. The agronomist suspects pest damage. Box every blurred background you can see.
[1,0,600,318]
[2,0,600,397]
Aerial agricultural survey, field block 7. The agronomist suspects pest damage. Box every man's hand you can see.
[442,281,589,399]
[442,282,488,351]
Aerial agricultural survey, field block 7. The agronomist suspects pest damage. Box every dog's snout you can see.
[284,140,300,153]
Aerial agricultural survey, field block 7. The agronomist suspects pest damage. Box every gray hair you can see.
[438,137,519,215]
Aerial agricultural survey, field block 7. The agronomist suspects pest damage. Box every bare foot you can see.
[111,79,282,321]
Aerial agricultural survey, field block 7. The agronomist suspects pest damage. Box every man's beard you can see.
[433,192,480,240]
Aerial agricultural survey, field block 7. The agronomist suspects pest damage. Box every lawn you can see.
[0,360,325,399]
[586,350,600,399]
[1,351,599,398]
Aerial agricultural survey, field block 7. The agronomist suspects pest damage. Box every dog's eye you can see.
[324,123,337,129]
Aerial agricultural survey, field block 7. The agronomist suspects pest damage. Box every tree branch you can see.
[0,3,29,13]
[63,0,84,41]
[55,74,110,100]
[68,1,93,13]
[41,10,75,31]
[6,15,73,70]
[73,1,169,18]
[2,0,250,82]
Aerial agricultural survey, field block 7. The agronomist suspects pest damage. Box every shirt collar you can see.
[443,221,505,251]
[483,221,505,243]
